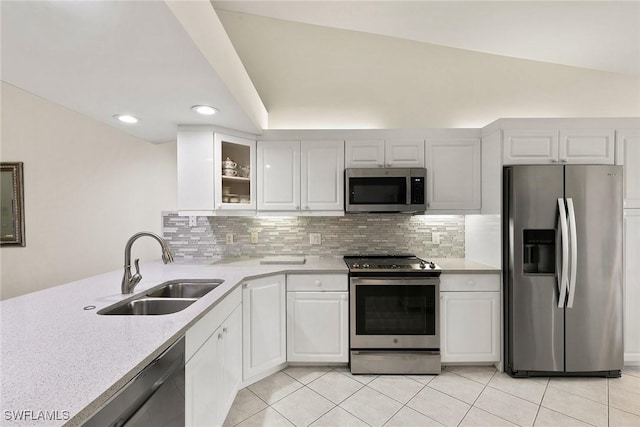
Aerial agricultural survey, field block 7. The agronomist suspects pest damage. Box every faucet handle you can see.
[132,258,142,285]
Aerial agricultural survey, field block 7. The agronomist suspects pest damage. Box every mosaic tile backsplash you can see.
[162,212,465,259]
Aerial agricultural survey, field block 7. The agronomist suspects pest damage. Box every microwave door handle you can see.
[557,198,569,308]
[406,176,411,204]
[566,198,578,308]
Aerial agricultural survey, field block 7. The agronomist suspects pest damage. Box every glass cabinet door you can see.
[214,133,256,211]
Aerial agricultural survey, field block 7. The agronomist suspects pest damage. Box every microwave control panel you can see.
[411,177,425,204]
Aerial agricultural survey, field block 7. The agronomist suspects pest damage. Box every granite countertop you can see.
[0,256,498,426]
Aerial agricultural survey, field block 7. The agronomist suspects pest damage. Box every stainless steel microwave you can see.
[345,168,427,213]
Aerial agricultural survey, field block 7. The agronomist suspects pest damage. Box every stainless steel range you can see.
[344,255,442,375]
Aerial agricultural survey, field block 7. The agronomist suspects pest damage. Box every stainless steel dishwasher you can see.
[83,337,185,427]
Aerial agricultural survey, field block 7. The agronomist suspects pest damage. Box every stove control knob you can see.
[352,263,360,269]
[419,261,427,269]
[362,263,370,269]
[429,262,436,269]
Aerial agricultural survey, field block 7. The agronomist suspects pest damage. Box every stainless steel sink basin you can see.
[145,279,223,299]
[98,298,196,315]
[98,279,224,315]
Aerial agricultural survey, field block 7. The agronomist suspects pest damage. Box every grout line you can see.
[532,377,551,427]
[455,368,499,427]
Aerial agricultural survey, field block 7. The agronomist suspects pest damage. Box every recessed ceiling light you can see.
[191,105,219,116]
[113,114,139,124]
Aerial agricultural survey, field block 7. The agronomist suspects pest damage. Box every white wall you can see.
[0,82,177,300]
[217,10,640,129]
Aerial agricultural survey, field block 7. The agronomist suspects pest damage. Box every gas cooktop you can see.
[344,255,441,275]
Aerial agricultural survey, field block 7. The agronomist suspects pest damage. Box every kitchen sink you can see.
[98,298,196,315]
[98,279,224,315]
[145,280,223,299]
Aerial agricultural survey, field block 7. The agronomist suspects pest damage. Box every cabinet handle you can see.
[218,332,223,340]
[551,159,559,163]
[223,326,228,334]
[377,164,383,168]
[560,159,568,163]
[305,206,310,210]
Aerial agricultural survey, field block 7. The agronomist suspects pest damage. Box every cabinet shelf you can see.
[222,176,250,182]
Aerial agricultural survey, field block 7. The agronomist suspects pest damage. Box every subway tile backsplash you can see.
[162,212,464,259]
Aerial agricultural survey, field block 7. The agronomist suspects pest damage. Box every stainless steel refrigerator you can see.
[503,165,623,377]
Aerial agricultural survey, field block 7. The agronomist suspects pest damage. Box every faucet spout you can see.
[121,232,174,294]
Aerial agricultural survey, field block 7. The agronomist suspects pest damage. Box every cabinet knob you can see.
[217,203,222,208]
[296,206,300,210]
[315,280,322,287]
[560,159,568,163]
[305,206,310,210]
[218,333,223,340]
[243,283,248,288]
[377,164,384,168]
[223,326,228,333]
[551,159,559,163]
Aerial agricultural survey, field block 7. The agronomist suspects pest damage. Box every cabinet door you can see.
[426,139,481,210]
[624,211,640,364]
[301,140,345,211]
[440,291,500,363]
[287,291,349,363]
[345,140,385,168]
[215,133,257,211]
[385,139,425,167]
[221,305,242,419]
[177,129,214,211]
[257,141,301,211]
[616,129,640,209]
[185,325,223,427]
[243,275,286,380]
[503,130,559,165]
[560,129,615,164]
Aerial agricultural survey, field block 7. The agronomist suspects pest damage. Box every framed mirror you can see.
[1,162,25,247]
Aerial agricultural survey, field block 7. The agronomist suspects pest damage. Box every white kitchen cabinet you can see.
[177,127,257,214]
[345,139,385,167]
[440,274,500,363]
[243,275,286,381]
[345,139,424,168]
[426,138,481,211]
[301,140,345,211]
[624,210,640,365]
[286,274,349,363]
[616,129,640,209]
[186,292,242,427]
[503,129,615,165]
[214,133,256,211]
[177,129,215,211]
[258,140,344,213]
[385,139,425,167]
[257,141,300,211]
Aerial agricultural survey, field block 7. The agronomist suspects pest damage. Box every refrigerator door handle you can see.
[566,198,578,308]
[557,198,569,308]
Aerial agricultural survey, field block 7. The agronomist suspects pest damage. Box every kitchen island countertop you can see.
[0,256,497,426]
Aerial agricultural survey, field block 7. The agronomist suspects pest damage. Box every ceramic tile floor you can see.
[223,365,640,427]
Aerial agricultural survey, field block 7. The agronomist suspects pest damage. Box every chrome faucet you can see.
[121,232,174,294]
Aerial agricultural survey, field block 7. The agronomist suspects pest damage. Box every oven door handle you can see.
[350,277,439,286]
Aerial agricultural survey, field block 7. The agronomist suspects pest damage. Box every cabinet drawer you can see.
[440,274,500,292]
[186,287,241,361]
[287,274,348,291]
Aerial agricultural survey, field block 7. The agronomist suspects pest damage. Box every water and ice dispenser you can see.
[523,230,556,275]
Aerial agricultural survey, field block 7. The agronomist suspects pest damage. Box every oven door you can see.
[350,276,439,349]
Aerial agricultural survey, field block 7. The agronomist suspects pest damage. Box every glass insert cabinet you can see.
[214,133,256,211]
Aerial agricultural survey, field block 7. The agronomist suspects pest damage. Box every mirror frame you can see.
[1,162,25,247]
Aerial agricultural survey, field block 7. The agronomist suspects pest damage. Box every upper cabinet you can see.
[177,127,256,215]
[258,140,344,213]
[426,139,481,211]
[616,129,640,209]
[503,129,615,165]
[177,129,215,212]
[214,134,256,211]
[345,139,424,168]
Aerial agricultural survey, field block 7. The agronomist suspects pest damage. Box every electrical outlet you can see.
[189,216,197,227]
[251,231,259,244]
[432,232,440,244]
[309,233,321,245]
[226,233,233,244]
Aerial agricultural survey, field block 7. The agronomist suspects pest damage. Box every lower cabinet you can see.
[287,291,349,363]
[185,296,242,427]
[440,274,501,363]
[242,274,286,381]
[624,210,640,364]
